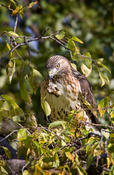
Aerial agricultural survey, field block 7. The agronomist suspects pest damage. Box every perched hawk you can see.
[40,55,100,134]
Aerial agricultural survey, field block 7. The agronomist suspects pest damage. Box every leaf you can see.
[99,63,111,73]
[7,31,19,38]
[49,120,66,129]
[41,100,51,117]
[81,63,92,77]
[1,94,24,116]
[12,5,23,18]
[29,69,43,94]
[0,166,8,175]
[55,30,65,40]
[99,72,105,87]
[72,36,84,44]
[6,42,11,51]
[6,59,16,83]
[101,129,110,139]
[28,1,38,9]
[23,170,31,175]
[2,146,11,159]
[9,0,16,6]
[98,97,109,117]
[68,39,80,54]
[20,77,33,103]
[17,128,28,141]
[84,52,91,58]
[65,152,74,162]
[111,111,114,124]
[87,153,94,168]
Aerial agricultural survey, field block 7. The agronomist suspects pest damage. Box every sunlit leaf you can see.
[68,39,80,54]
[23,170,31,175]
[72,36,83,44]
[101,129,110,139]
[6,59,16,83]
[56,30,65,40]
[17,128,28,141]
[111,111,114,124]
[12,5,23,18]
[99,72,105,87]
[41,100,51,117]
[49,120,66,129]
[99,63,111,73]
[2,146,11,159]
[7,31,19,38]
[1,94,24,116]
[81,63,92,77]
[9,0,16,6]
[28,1,38,9]
[98,97,109,117]
[0,166,8,175]
[65,152,74,162]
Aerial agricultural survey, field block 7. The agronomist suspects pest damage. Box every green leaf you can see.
[23,170,31,175]
[17,128,28,141]
[72,36,84,44]
[99,63,111,73]
[7,31,19,38]
[1,94,24,116]
[84,52,91,58]
[81,63,92,77]
[28,1,38,8]
[111,111,114,124]
[101,129,110,139]
[9,0,16,6]
[6,59,16,83]
[98,97,109,117]
[20,77,33,103]
[99,72,105,87]
[68,39,80,54]
[49,120,66,129]
[41,100,51,117]
[12,5,24,18]
[55,30,65,40]
[29,69,43,94]
[2,146,11,159]
[0,166,8,175]
[87,153,94,168]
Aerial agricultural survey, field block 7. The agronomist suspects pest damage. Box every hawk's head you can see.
[46,55,71,79]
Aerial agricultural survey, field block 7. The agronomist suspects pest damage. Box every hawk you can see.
[40,55,100,134]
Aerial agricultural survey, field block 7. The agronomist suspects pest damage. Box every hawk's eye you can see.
[56,63,60,69]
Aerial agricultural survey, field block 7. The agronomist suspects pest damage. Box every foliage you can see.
[0,0,113,174]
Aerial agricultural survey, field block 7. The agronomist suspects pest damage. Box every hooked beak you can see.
[48,68,57,79]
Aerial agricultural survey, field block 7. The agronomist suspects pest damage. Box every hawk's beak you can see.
[48,68,57,79]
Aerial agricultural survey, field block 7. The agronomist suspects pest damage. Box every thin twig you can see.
[38,124,66,142]
[14,15,18,33]
[22,160,31,174]
[0,130,18,143]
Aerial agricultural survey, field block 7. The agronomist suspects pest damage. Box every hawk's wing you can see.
[72,69,99,124]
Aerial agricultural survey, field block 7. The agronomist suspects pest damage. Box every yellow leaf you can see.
[28,1,38,8]
[72,36,84,44]
[107,157,110,168]
[65,152,74,162]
